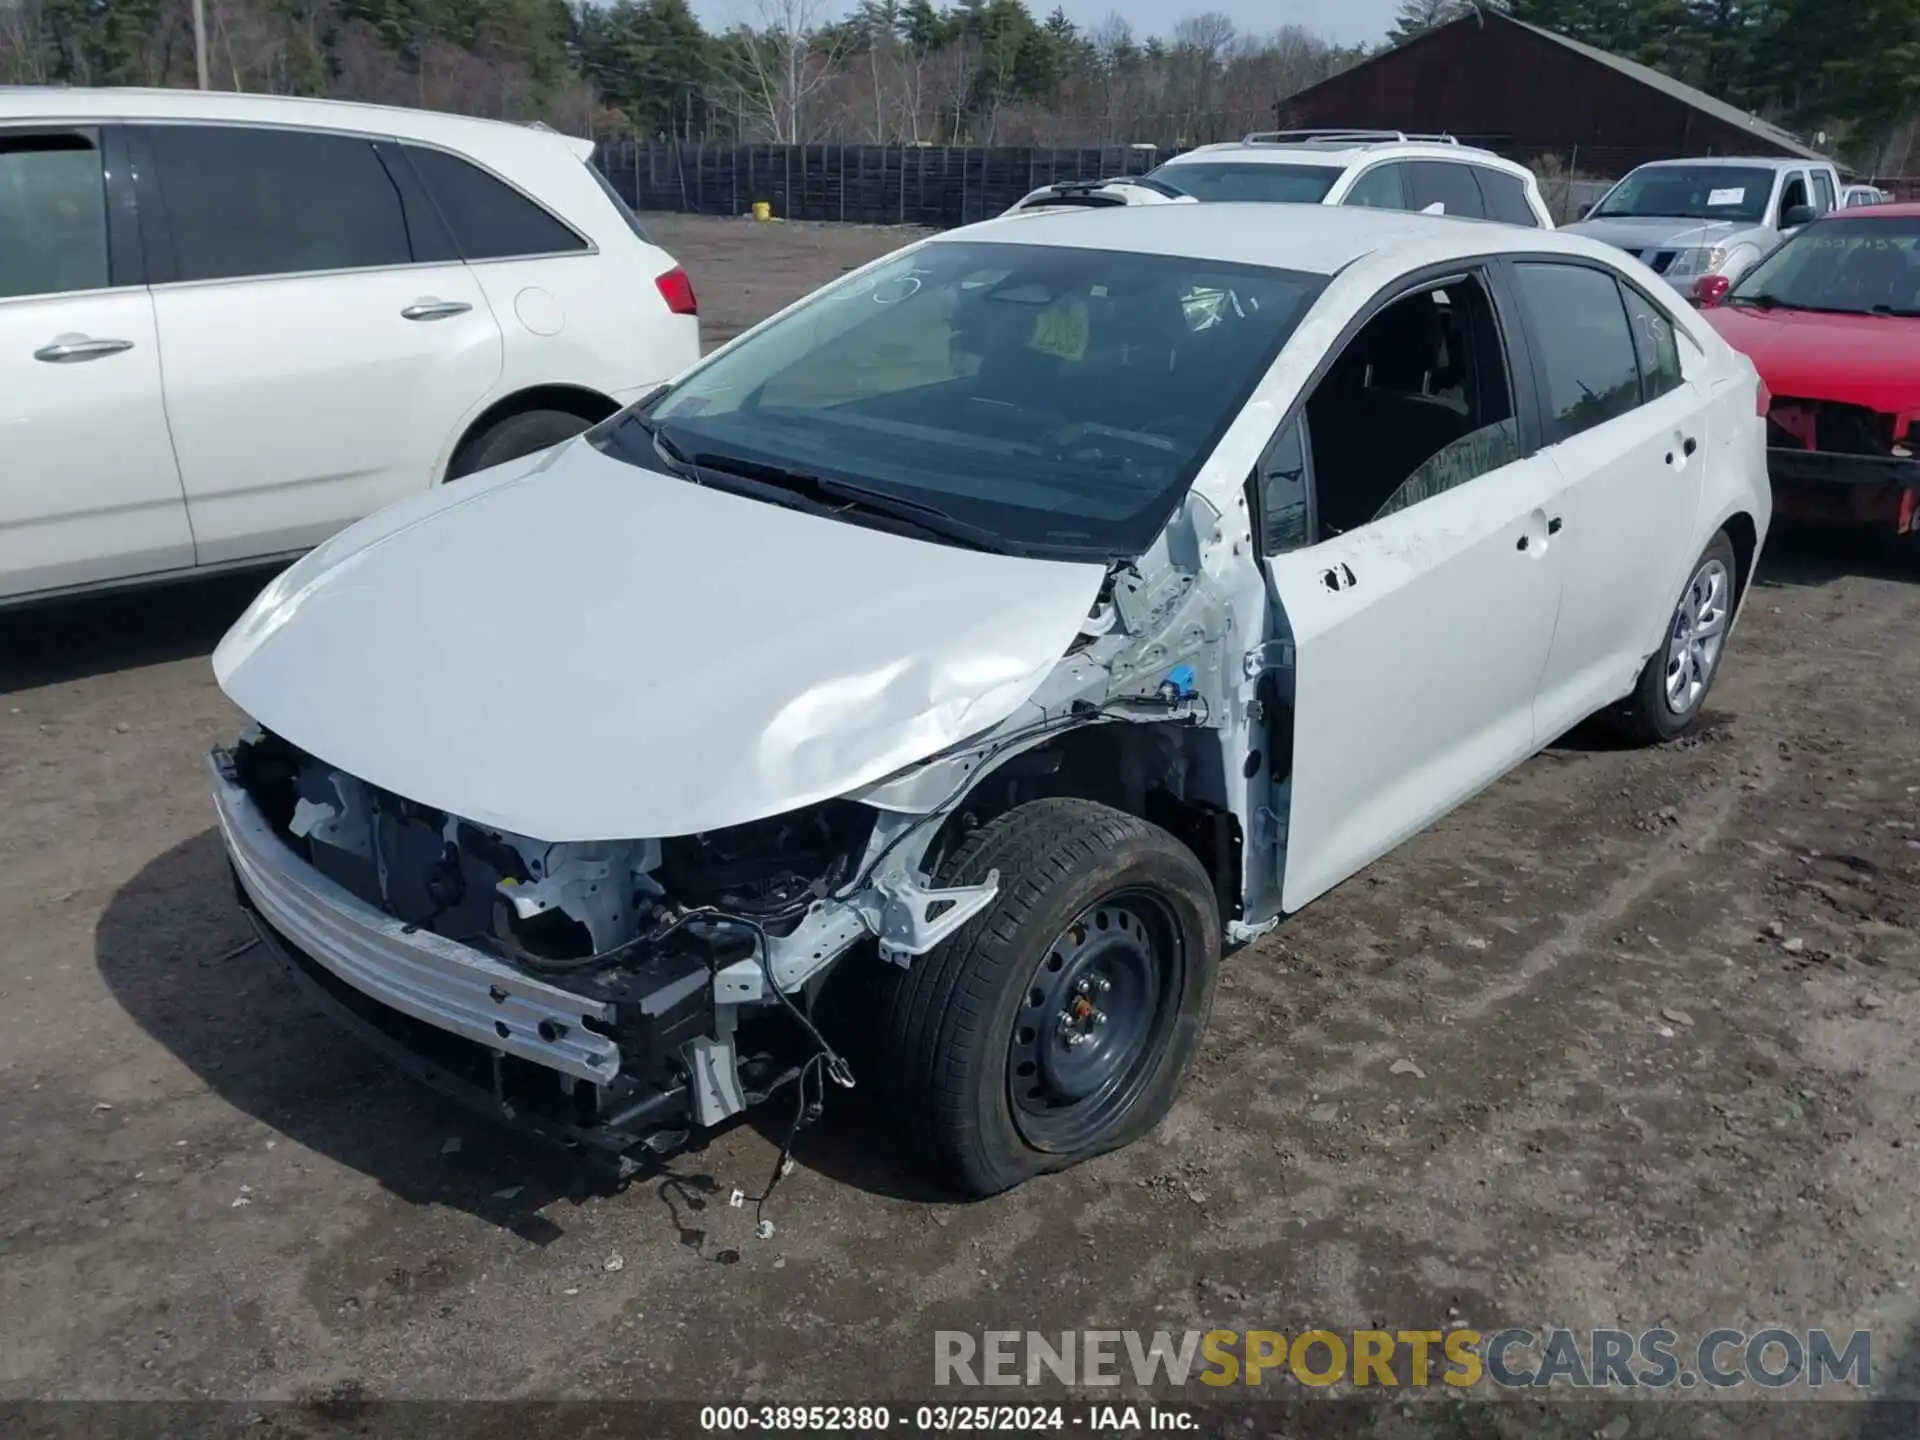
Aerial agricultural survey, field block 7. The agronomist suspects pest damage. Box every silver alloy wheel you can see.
[1664,557,1731,715]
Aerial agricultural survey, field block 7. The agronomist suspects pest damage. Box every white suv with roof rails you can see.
[1141,130,1555,229]
[1,87,701,606]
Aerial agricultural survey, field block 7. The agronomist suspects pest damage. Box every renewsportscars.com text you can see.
[934,1327,1872,1391]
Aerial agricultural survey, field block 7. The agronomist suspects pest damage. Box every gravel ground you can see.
[2,215,1918,1437]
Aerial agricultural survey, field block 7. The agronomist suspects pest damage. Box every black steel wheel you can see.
[1007,891,1183,1153]
[877,798,1222,1197]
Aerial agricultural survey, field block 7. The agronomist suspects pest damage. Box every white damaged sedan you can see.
[210,204,1770,1196]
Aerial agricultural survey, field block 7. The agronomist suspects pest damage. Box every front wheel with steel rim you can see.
[877,799,1223,1197]
[1614,530,1741,744]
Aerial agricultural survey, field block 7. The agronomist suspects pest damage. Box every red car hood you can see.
[1703,305,1920,427]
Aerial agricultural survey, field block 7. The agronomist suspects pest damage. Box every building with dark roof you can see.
[1278,9,1838,177]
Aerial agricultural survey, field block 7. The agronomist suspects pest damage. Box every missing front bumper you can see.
[237,882,688,1156]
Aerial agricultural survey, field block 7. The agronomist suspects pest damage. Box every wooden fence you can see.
[594,141,1168,227]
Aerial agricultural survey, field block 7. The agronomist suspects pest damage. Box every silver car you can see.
[1567,156,1844,298]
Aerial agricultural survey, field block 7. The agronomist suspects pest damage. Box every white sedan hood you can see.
[214,440,1105,841]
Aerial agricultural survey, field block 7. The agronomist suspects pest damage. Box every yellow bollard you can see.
[752,201,771,222]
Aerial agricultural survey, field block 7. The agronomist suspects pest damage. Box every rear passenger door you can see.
[1511,261,1709,739]
[138,123,502,565]
[399,143,602,401]
[1341,163,1412,212]
[1407,162,1487,219]
[0,126,193,599]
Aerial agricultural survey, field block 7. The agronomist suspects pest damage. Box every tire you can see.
[446,408,593,481]
[1613,529,1739,745]
[877,798,1222,1197]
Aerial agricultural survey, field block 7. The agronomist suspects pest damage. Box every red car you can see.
[1698,201,1920,538]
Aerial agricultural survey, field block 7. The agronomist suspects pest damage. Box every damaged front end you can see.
[212,726,1005,1160]
[1766,396,1920,533]
[211,494,1261,1167]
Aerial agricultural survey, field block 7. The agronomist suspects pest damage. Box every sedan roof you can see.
[943,201,1626,277]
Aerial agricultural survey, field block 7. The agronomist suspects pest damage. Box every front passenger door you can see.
[0,126,193,600]
[1257,267,1566,912]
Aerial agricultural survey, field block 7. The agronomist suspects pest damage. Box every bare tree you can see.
[714,0,847,142]
[0,0,51,83]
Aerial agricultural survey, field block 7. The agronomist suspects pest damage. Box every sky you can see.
[689,0,1401,49]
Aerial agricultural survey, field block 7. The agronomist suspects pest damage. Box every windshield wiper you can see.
[1870,303,1920,317]
[1728,291,1798,310]
[592,408,698,478]
[684,448,1019,554]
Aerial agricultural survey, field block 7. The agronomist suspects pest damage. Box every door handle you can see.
[1548,516,1564,535]
[34,337,134,363]
[400,300,473,321]
[1683,437,1698,457]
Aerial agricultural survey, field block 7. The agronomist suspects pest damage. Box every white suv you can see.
[1,88,701,606]
[1147,130,1555,229]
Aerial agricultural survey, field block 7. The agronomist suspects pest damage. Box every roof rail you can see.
[1240,128,1461,147]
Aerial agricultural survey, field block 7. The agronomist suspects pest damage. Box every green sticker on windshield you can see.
[1029,299,1090,361]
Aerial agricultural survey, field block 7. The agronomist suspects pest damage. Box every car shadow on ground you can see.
[0,570,276,694]
[1754,524,1920,590]
[95,827,661,1240]
[95,828,942,1242]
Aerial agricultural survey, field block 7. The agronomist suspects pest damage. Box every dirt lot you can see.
[3,214,1919,1434]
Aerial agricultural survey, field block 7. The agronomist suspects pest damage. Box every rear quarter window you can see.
[1473,168,1539,227]
[404,145,588,261]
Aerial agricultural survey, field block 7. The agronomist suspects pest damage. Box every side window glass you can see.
[1513,263,1644,444]
[1343,163,1409,211]
[1621,284,1684,401]
[1255,418,1312,552]
[1408,161,1486,219]
[1811,171,1836,215]
[0,131,110,299]
[1780,173,1809,214]
[406,146,587,260]
[1473,167,1539,227]
[146,125,411,282]
[1303,272,1520,534]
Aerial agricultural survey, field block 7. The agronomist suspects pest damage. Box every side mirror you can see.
[1781,204,1817,229]
[1577,202,1596,220]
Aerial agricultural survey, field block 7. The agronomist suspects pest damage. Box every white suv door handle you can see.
[34,336,135,363]
[401,300,473,321]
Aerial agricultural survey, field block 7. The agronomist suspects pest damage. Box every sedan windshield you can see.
[1592,165,1776,224]
[622,240,1325,560]
[1149,162,1341,205]
[1728,216,1920,315]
